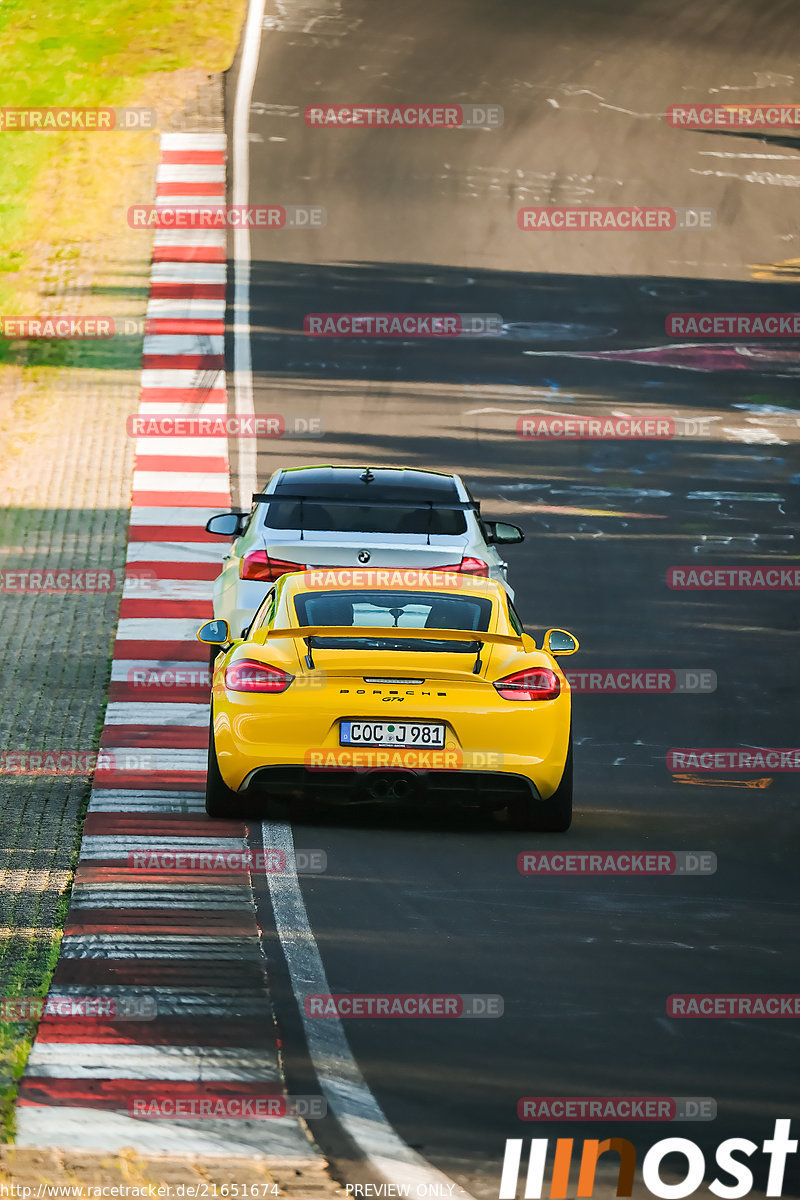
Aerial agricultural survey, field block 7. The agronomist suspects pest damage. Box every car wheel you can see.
[209,645,220,671]
[508,733,573,833]
[205,711,249,818]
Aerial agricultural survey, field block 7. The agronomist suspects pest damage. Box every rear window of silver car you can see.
[262,498,467,536]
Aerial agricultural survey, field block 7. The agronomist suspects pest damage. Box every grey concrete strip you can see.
[26,1043,281,1080]
[60,935,263,958]
[80,836,248,854]
[15,1107,321,1160]
[71,888,252,908]
[103,705,209,726]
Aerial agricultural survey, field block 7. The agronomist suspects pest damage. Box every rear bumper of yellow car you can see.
[211,682,571,802]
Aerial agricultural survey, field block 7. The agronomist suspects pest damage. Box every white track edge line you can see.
[231,0,264,511]
[241,10,471,1192]
[262,819,477,1199]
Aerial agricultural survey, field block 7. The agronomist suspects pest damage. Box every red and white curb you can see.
[16,132,313,1161]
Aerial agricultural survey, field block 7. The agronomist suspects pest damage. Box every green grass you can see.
[0,0,245,358]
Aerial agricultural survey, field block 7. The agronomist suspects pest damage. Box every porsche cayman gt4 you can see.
[197,568,578,831]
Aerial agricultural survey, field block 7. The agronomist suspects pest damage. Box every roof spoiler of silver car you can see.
[251,493,481,545]
[252,493,480,509]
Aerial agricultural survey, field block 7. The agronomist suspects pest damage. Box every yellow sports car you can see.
[197,569,579,830]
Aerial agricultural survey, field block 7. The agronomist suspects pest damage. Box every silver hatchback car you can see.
[206,465,523,638]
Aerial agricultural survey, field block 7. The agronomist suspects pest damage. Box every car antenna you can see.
[360,468,375,482]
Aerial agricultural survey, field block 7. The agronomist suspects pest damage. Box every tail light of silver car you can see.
[239,551,306,582]
[438,556,489,577]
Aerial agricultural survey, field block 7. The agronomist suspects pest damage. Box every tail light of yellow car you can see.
[225,658,294,693]
[494,668,560,701]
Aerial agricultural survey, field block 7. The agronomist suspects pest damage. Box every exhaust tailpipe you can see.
[366,773,415,801]
[367,775,392,800]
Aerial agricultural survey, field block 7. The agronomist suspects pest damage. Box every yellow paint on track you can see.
[749,257,800,281]
[672,773,773,789]
[521,504,666,519]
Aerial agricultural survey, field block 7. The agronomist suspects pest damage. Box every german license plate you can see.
[340,721,446,748]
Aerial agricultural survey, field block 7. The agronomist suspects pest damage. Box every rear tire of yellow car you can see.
[205,711,248,818]
[288,794,312,823]
[509,733,573,832]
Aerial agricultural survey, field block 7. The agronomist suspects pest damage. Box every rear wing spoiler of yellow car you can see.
[256,625,527,674]
[258,625,525,647]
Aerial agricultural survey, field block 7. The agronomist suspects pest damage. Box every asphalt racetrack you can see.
[224,1,800,1195]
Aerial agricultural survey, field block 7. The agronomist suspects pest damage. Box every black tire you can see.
[209,644,220,671]
[205,711,249,818]
[287,792,313,824]
[508,733,573,832]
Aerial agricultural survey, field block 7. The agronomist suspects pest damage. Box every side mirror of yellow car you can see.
[196,618,231,645]
[544,628,579,656]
